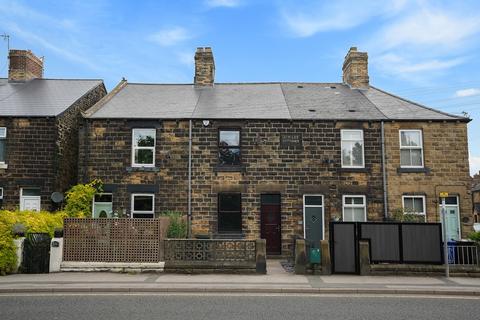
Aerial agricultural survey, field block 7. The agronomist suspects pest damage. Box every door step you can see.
[213,233,245,240]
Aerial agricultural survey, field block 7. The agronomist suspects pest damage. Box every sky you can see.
[0,0,479,175]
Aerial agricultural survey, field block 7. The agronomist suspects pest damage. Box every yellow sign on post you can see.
[439,192,449,198]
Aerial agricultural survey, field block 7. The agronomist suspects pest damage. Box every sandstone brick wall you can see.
[79,119,189,215]
[80,119,384,255]
[0,83,105,211]
[0,117,56,210]
[384,121,472,236]
[55,84,106,193]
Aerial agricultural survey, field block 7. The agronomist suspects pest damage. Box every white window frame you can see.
[20,188,41,212]
[399,129,424,168]
[302,194,325,240]
[341,129,365,168]
[92,193,113,218]
[0,127,6,166]
[0,187,3,199]
[131,128,156,167]
[402,195,426,219]
[131,193,155,218]
[342,195,367,222]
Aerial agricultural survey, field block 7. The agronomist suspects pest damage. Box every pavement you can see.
[1,260,480,296]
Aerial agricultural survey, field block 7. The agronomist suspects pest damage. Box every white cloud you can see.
[0,1,77,30]
[366,4,480,79]
[205,0,242,8]
[471,156,480,176]
[279,0,407,37]
[455,88,480,98]
[177,51,194,67]
[148,26,191,47]
[375,53,465,75]
[3,22,101,71]
[375,9,480,51]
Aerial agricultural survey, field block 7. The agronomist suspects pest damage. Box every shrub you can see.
[161,211,187,238]
[391,207,426,223]
[64,179,102,217]
[468,231,480,243]
[0,210,67,275]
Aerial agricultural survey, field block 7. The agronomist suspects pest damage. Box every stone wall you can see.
[80,119,384,255]
[384,121,472,236]
[0,83,105,211]
[0,117,56,210]
[79,119,190,216]
[55,84,106,193]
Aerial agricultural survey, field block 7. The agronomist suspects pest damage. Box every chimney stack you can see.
[8,49,44,82]
[342,47,369,89]
[194,47,215,86]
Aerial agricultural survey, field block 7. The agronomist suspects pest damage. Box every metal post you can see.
[381,121,388,220]
[441,197,449,277]
[187,120,192,238]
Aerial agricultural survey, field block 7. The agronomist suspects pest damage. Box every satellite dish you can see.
[51,192,64,203]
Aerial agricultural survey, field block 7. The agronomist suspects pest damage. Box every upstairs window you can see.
[132,129,156,167]
[0,127,6,164]
[399,130,423,167]
[218,129,241,165]
[341,129,364,168]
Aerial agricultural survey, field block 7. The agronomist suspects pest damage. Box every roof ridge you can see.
[83,79,127,118]
[370,86,469,121]
[358,89,389,120]
[279,84,293,120]
[125,81,345,86]
[0,78,103,81]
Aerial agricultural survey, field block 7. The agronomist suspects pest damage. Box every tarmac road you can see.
[1,293,479,320]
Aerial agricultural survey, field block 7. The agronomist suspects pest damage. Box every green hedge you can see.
[0,210,67,275]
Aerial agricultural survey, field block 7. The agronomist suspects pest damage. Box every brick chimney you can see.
[194,47,215,86]
[8,49,44,82]
[342,47,369,89]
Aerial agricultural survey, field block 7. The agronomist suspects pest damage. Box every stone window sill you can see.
[397,167,430,174]
[0,163,8,169]
[126,166,159,172]
[338,167,368,173]
[214,164,246,173]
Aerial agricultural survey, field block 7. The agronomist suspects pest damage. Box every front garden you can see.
[0,180,186,275]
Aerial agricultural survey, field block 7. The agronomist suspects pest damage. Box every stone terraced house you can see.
[0,49,106,211]
[80,47,472,256]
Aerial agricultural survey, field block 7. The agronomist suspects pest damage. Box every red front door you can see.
[261,194,281,255]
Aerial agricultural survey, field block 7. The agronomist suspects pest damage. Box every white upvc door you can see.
[20,196,41,211]
[439,196,461,241]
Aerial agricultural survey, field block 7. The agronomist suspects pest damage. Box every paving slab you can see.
[319,275,444,285]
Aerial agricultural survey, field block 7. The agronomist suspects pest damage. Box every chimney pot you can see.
[194,47,215,86]
[342,47,369,89]
[8,49,44,82]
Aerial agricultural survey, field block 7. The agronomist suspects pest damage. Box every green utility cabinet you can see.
[309,247,321,264]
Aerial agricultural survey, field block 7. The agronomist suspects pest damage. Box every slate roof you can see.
[0,78,104,117]
[85,81,468,121]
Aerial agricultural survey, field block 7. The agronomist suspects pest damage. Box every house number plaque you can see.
[280,133,302,148]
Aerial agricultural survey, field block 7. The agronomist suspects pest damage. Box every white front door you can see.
[20,188,41,211]
[21,196,41,211]
[439,196,460,241]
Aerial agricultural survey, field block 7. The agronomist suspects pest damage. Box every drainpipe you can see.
[381,121,388,220]
[187,119,192,238]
